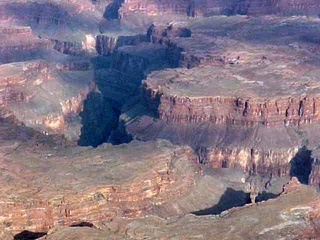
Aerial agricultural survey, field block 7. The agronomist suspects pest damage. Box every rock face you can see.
[116,0,320,18]
[143,64,320,127]
[119,0,192,17]
[51,39,85,56]
[0,124,201,233]
[39,178,320,240]
[1,124,313,240]
[0,0,103,141]
[0,60,50,105]
[0,26,52,63]
[120,16,320,182]
[0,59,92,141]
[96,34,148,55]
[1,0,320,239]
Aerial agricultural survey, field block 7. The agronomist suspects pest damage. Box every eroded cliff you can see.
[120,16,320,184]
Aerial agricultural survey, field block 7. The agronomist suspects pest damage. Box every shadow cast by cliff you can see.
[14,230,46,240]
[290,146,313,185]
[192,188,251,216]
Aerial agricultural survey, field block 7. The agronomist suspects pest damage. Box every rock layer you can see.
[143,64,320,127]
[121,16,320,183]
[0,60,92,140]
[0,26,52,63]
[39,178,320,240]
[117,0,320,18]
[0,125,202,233]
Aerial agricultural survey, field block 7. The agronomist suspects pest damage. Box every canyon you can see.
[0,0,320,239]
[118,0,320,18]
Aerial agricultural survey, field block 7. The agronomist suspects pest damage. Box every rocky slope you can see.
[0,1,101,141]
[120,16,320,183]
[0,59,92,141]
[1,1,320,239]
[0,26,52,64]
[25,178,319,240]
[0,123,257,235]
[117,0,320,18]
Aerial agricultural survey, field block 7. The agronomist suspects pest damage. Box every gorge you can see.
[0,0,320,239]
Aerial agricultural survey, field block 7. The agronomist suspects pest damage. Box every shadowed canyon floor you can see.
[1,0,320,239]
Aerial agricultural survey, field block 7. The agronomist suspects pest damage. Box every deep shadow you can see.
[70,221,95,228]
[79,25,187,147]
[290,146,313,184]
[14,231,46,240]
[109,119,133,145]
[192,188,251,216]
[78,92,118,147]
[103,0,124,19]
[255,191,278,203]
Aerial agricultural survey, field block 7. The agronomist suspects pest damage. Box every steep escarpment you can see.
[96,33,148,55]
[119,16,320,185]
[129,63,320,178]
[0,1,104,142]
[0,60,50,105]
[143,65,320,127]
[246,0,320,16]
[1,1,320,239]
[1,1,100,30]
[38,178,320,240]
[2,124,290,237]
[119,0,193,18]
[0,125,201,233]
[115,0,320,18]
[0,60,93,140]
[0,26,52,63]
[81,24,191,146]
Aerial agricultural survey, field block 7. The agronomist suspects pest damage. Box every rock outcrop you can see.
[116,0,320,18]
[0,60,50,105]
[0,59,93,141]
[143,64,320,127]
[0,125,201,233]
[40,177,320,240]
[0,26,52,64]
[120,16,320,182]
[1,1,320,239]
[96,33,148,55]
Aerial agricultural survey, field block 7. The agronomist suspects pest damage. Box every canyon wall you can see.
[119,0,194,18]
[3,2,71,27]
[118,0,320,18]
[143,86,320,127]
[0,60,50,106]
[0,59,92,140]
[205,147,297,177]
[0,137,199,233]
[96,34,148,55]
[0,26,52,63]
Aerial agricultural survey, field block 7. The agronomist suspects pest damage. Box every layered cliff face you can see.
[33,178,320,240]
[0,1,103,142]
[0,60,50,106]
[0,124,201,233]
[0,59,93,141]
[119,0,190,17]
[1,0,99,29]
[0,26,52,64]
[246,0,320,16]
[115,0,320,18]
[143,63,320,127]
[96,33,148,55]
[118,0,245,17]
[120,16,320,183]
[2,1,320,238]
